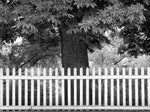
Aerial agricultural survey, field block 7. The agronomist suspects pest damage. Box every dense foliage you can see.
[0,0,150,67]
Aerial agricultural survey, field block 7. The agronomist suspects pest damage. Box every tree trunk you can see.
[60,27,89,105]
[60,28,89,70]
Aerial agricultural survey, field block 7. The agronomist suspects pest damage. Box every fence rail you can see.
[0,67,150,110]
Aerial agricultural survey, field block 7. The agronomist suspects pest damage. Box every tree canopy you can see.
[0,0,150,68]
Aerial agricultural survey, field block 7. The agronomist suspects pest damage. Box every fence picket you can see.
[49,68,52,106]
[43,68,47,106]
[98,68,101,106]
[0,68,3,107]
[18,68,22,106]
[148,67,150,106]
[55,68,59,106]
[74,68,77,106]
[135,67,138,106]
[24,68,28,106]
[104,68,108,106]
[86,68,89,106]
[80,68,83,106]
[117,68,120,106]
[6,68,9,106]
[129,67,132,106]
[92,68,95,106]
[12,68,16,106]
[67,68,71,106]
[37,68,40,106]
[141,67,145,106]
[122,68,126,106]
[61,68,65,106]
[111,67,114,106]
[31,68,34,106]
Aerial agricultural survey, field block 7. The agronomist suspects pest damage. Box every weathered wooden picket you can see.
[0,67,150,110]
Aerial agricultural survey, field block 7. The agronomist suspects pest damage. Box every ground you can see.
[0,110,150,112]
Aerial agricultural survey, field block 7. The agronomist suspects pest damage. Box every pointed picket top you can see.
[141,67,144,76]
[49,68,52,76]
[98,68,101,76]
[92,68,95,76]
[80,68,83,76]
[104,67,108,76]
[6,68,9,76]
[43,68,47,76]
[122,67,126,76]
[129,67,132,76]
[0,68,3,77]
[12,68,16,76]
[25,68,28,76]
[116,67,120,76]
[74,67,77,76]
[86,67,90,76]
[135,67,138,76]
[61,67,64,76]
[18,68,22,76]
[67,67,71,76]
[110,67,114,76]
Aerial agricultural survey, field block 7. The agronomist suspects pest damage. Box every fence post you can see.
[0,68,3,107]
[148,67,150,106]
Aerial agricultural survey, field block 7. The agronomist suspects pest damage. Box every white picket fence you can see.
[0,67,150,110]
